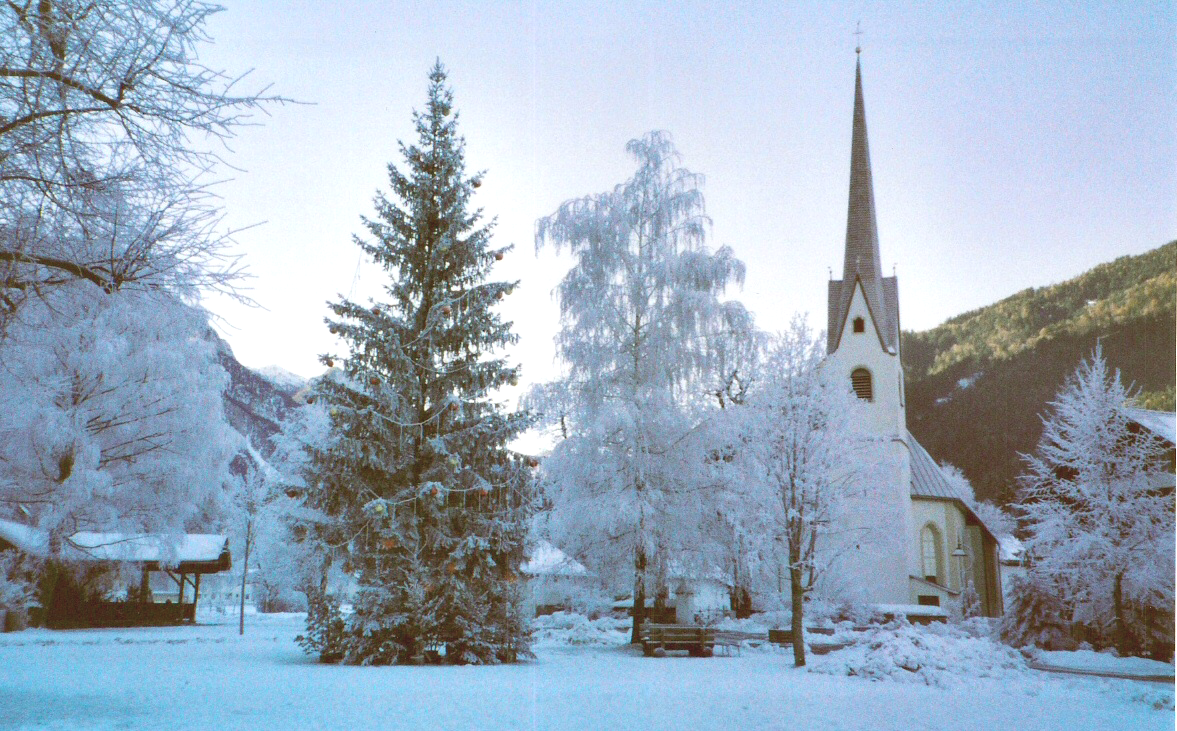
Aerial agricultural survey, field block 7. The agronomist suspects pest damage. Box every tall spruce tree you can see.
[298,63,532,665]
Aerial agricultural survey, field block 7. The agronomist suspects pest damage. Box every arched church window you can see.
[852,316,865,333]
[850,368,873,401]
[921,524,942,583]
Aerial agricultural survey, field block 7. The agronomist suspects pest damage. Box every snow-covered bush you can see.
[810,620,1027,687]
[0,550,32,611]
[531,612,630,647]
[1000,573,1077,650]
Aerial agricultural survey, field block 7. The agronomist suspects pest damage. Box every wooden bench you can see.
[641,624,716,657]
[767,626,849,655]
[713,629,763,656]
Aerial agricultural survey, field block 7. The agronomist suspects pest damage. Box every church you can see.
[820,55,1004,617]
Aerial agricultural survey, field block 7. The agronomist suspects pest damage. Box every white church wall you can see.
[815,438,913,606]
[911,498,966,594]
[818,283,914,607]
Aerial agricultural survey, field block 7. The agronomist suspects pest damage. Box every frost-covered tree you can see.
[0,288,239,550]
[0,0,277,323]
[734,318,870,667]
[1005,344,1175,655]
[296,63,531,665]
[531,131,746,643]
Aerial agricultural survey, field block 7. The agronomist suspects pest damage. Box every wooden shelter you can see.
[0,518,231,628]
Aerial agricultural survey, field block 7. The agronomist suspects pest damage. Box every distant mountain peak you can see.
[254,366,308,395]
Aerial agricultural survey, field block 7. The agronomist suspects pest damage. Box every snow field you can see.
[0,613,1170,731]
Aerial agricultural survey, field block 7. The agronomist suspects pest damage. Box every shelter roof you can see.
[0,518,230,573]
[520,540,587,577]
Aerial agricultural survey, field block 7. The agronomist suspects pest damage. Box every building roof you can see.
[908,434,965,501]
[1123,407,1176,445]
[520,540,587,577]
[828,58,899,354]
[907,433,998,541]
[0,518,231,573]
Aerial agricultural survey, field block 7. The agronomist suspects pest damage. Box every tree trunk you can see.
[1112,570,1130,655]
[630,545,647,645]
[790,563,806,667]
[239,519,252,636]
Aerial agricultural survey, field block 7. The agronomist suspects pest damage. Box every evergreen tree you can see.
[1004,344,1174,655]
[297,63,531,665]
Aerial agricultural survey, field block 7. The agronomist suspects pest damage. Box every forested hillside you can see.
[904,241,1176,505]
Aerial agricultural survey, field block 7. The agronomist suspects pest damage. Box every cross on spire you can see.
[855,21,863,55]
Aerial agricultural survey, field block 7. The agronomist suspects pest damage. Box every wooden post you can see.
[192,574,201,620]
[239,519,252,636]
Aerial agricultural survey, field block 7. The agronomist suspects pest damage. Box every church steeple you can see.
[827,56,899,355]
[843,57,883,287]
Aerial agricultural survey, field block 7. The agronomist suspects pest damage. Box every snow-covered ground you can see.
[1034,648,1175,678]
[0,613,1171,730]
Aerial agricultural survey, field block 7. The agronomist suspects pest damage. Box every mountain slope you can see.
[904,241,1176,505]
[209,332,300,459]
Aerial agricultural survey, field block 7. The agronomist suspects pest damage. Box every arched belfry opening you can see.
[850,367,873,401]
[852,316,865,333]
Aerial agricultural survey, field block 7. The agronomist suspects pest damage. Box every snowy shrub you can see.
[0,550,31,611]
[531,612,630,647]
[1000,573,1078,650]
[955,616,1000,640]
[809,620,1027,687]
[296,591,345,663]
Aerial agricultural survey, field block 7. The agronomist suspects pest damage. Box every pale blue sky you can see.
[199,1,1176,401]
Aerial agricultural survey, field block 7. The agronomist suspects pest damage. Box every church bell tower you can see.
[826,55,905,439]
[818,53,915,606]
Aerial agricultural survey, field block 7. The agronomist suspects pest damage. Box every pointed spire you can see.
[843,57,883,285]
[828,55,899,355]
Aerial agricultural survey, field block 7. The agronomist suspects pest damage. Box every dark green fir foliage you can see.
[298,62,532,665]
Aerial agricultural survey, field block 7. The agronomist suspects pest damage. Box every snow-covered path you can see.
[0,615,1170,730]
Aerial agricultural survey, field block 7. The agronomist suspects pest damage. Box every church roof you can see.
[907,432,998,541]
[827,57,899,354]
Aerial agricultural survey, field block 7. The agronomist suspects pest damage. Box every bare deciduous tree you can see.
[0,0,280,322]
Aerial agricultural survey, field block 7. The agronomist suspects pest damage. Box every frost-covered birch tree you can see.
[736,318,867,667]
[1005,345,1175,655]
[531,131,745,643]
